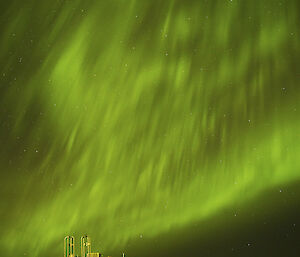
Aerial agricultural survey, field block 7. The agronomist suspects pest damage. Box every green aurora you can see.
[0,0,299,256]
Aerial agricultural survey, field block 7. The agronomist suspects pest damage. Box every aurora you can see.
[0,0,299,256]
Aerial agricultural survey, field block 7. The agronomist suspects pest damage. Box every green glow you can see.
[0,0,299,256]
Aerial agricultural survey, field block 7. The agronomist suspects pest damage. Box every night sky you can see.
[0,0,300,257]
